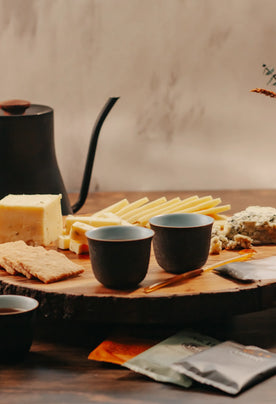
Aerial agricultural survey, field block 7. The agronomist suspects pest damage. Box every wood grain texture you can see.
[0,190,275,324]
[0,247,275,324]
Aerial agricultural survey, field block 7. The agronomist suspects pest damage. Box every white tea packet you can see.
[172,340,276,395]
[123,330,218,388]
[215,256,276,281]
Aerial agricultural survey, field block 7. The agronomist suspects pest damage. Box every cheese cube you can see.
[58,234,70,250]
[0,194,63,246]
[69,239,89,254]
[70,222,94,244]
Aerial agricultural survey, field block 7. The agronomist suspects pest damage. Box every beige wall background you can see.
[1,0,276,193]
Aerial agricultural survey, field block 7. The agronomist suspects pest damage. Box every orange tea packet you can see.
[88,327,173,365]
[88,335,156,365]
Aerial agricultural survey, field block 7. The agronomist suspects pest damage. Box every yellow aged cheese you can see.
[65,213,122,234]
[58,234,70,250]
[65,215,96,233]
[70,221,94,244]
[0,194,63,246]
[69,239,89,254]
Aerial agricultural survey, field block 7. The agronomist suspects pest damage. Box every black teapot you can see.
[0,97,119,214]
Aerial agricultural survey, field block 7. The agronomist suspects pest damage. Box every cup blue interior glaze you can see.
[0,294,39,362]
[149,213,214,274]
[86,226,154,289]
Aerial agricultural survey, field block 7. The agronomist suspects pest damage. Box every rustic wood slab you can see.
[0,244,275,324]
[1,190,276,324]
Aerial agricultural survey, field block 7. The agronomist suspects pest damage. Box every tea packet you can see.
[172,340,276,395]
[88,334,158,365]
[88,327,174,365]
[215,256,276,281]
[123,330,219,388]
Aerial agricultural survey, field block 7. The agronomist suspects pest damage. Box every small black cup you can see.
[0,294,39,362]
[149,213,214,274]
[86,226,154,289]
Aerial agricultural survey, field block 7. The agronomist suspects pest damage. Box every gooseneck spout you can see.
[72,97,119,213]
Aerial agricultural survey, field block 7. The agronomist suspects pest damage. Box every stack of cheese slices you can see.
[59,195,231,254]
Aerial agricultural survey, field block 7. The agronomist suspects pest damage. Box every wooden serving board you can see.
[0,246,275,325]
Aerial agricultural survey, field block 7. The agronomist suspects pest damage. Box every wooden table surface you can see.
[1,190,276,404]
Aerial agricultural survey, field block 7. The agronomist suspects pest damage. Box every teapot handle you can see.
[71,97,119,213]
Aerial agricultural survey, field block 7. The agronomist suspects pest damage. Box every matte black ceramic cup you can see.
[0,294,39,362]
[86,226,154,289]
[149,213,214,274]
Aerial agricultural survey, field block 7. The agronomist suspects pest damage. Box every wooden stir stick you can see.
[143,252,255,294]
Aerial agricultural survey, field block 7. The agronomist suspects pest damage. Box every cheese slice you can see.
[65,213,122,234]
[0,194,63,246]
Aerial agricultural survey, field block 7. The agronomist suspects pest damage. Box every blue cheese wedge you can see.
[0,194,63,246]
[226,206,276,244]
[210,206,276,254]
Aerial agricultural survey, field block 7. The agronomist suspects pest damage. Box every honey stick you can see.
[143,252,255,294]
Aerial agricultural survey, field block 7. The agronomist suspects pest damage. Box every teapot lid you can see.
[0,100,52,116]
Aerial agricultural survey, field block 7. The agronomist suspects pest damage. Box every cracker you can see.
[0,240,84,283]
[4,244,46,279]
[0,240,27,275]
[12,247,84,283]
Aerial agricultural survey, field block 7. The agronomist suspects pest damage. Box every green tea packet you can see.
[123,330,218,388]
[172,341,276,395]
[216,256,276,281]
